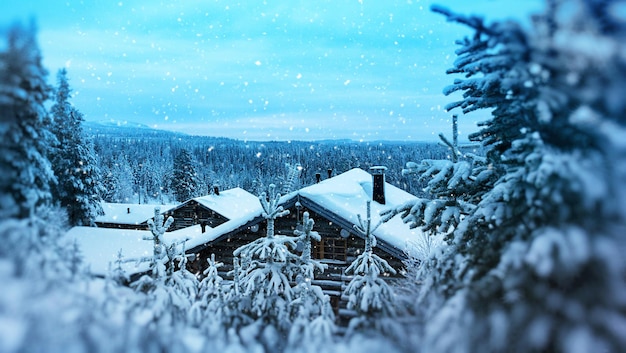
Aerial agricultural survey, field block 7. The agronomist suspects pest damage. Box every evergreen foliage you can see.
[90,132,448,202]
[49,68,104,226]
[282,163,303,194]
[191,254,256,342]
[171,148,198,202]
[101,153,136,203]
[287,282,336,352]
[0,21,55,219]
[384,2,626,352]
[233,184,298,332]
[293,211,327,280]
[288,212,336,350]
[345,201,399,337]
[128,208,198,327]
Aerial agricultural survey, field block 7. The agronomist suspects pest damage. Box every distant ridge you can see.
[83,120,437,145]
[90,119,155,129]
[83,120,187,139]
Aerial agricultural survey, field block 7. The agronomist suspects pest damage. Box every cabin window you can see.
[313,238,347,262]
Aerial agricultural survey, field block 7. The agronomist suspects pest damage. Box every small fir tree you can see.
[293,211,327,280]
[287,278,336,352]
[232,184,300,349]
[128,207,197,327]
[190,253,229,335]
[344,201,398,337]
[287,211,335,351]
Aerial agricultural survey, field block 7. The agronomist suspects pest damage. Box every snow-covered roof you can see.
[294,168,422,256]
[96,202,175,225]
[191,187,261,220]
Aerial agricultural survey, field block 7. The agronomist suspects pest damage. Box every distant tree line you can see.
[91,129,462,203]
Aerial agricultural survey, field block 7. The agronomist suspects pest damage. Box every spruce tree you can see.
[106,153,135,203]
[0,21,55,219]
[344,201,398,337]
[171,149,198,202]
[287,211,335,350]
[129,208,197,326]
[385,2,626,352]
[293,211,327,280]
[233,184,299,349]
[49,68,104,226]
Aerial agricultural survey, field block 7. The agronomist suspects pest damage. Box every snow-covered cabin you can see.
[72,188,261,277]
[183,168,422,318]
[73,169,421,320]
[163,187,260,231]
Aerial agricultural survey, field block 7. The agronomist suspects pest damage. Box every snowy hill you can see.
[83,120,187,139]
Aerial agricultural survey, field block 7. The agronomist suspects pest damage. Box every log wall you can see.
[187,202,405,325]
[165,200,229,231]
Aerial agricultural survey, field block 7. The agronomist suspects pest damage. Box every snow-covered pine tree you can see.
[294,211,327,280]
[106,153,136,203]
[287,211,335,351]
[380,114,493,303]
[344,201,399,337]
[128,207,198,327]
[232,184,300,348]
[49,68,104,226]
[282,162,302,194]
[108,248,130,285]
[223,257,254,329]
[171,148,198,202]
[0,21,56,219]
[384,2,626,352]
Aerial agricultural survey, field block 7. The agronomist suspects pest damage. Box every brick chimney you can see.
[315,172,321,183]
[370,166,387,204]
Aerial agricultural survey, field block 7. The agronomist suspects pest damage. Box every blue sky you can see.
[1,0,543,141]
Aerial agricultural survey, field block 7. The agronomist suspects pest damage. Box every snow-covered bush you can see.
[0,207,193,353]
[287,279,337,352]
[190,253,251,341]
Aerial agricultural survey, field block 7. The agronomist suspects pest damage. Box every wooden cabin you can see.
[184,168,421,323]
